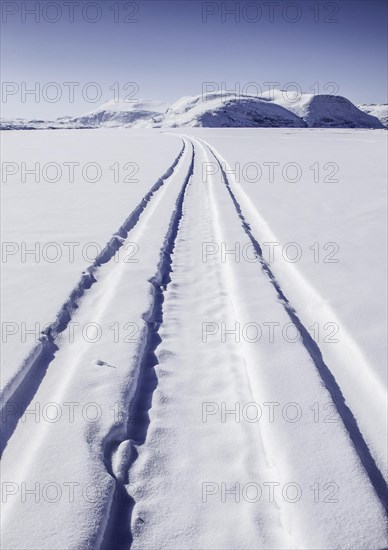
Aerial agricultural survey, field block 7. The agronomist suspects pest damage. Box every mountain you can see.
[262,90,384,129]
[1,93,385,130]
[68,98,168,128]
[66,93,306,128]
[357,104,388,128]
[70,109,158,128]
[0,118,73,130]
[158,92,306,128]
[72,92,382,129]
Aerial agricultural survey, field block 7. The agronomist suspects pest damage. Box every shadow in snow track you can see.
[100,143,195,550]
[200,138,388,515]
[0,140,186,458]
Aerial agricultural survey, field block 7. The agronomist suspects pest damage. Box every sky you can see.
[1,0,387,119]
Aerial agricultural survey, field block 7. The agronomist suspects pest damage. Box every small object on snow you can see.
[95,359,116,368]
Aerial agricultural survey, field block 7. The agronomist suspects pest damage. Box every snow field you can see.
[1,128,387,550]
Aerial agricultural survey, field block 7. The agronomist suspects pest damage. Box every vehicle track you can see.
[0,140,187,457]
[195,136,387,478]
[99,144,195,549]
[1,135,386,550]
[197,136,388,514]
[1,139,196,550]
[125,136,387,550]
[126,137,291,549]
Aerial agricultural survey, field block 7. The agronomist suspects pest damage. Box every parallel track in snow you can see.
[1,135,386,550]
[197,136,388,514]
[116,136,386,550]
[99,143,195,550]
[112,137,291,549]
[0,140,188,457]
[101,137,387,550]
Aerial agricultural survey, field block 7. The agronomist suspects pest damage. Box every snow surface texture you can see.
[1,129,387,550]
[0,91,385,130]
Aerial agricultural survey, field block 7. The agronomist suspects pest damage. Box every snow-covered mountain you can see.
[0,118,59,130]
[1,92,385,130]
[69,98,168,128]
[87,98,169,114]
[158,92,306,127]
[262,90,384,128]
[71,108,158,128]
[357,103,388,128]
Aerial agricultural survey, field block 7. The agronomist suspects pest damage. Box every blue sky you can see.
[1,0,387,118]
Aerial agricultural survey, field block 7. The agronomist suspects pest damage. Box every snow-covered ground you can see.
[1,129,182,406]
[1,128,387,550]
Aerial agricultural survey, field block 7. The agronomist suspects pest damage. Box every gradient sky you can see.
[1,0,387,119]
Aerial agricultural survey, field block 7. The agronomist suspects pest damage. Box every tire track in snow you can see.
[99,144,195,550]
[198,135,387,478]
[0,139,187,457]
[197,137,388,515]
[126,136,294,549]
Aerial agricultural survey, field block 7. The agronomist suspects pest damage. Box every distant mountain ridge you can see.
[1,92,385,130]
[157,92,307,128]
